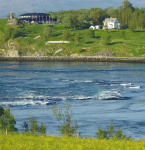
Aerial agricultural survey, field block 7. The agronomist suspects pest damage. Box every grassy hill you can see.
[1,18,145,57]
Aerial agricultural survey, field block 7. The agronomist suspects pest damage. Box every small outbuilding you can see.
[103,18,120,29]
[90,25,100,30]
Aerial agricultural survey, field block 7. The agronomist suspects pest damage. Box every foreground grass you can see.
[1,133,145,150]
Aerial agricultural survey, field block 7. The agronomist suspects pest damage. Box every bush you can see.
[95,121,131,140]
[22,117,46,135]
[74,34,80,45]
[63,30,70,40]
[52,102,78,137]
[101,34,111,46]
[88,28,95,38]
[43,27,53,36]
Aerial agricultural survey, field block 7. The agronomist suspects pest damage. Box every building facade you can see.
[19,13,55,23]
[103,18,120,29]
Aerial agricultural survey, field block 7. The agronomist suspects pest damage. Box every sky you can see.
[0,0,145,18]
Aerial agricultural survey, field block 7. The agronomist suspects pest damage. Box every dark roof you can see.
[20,13,49,16]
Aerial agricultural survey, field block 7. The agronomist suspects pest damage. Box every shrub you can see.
[88,28,95,38]
[95,121,131,140]
[74,34,80,44]
[43,27,53,36]
[101,34,111,46]
[52,102,78,137]
[63,30,70,40]
[22,117,46,135]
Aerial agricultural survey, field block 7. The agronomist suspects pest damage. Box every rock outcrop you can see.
[0,41,19,57]
[0,40,47,57]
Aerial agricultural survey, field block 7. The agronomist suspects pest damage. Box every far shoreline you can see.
[0,56,145,63]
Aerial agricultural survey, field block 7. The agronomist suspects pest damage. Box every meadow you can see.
[1,18,145,57]
[0,133,145,150]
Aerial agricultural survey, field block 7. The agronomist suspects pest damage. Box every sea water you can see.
[0,61,145,138]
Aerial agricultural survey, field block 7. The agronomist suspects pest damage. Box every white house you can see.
[90,25,100,30]
[103,18,120,29]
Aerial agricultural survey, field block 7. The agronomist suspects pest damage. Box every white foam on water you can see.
[128,86,140,89]
[98,90,121,100]
[63,80,69,82]
[120,83,132,86]
[0,100,50,106]
[96,83,100,84]
[84,80,93,83]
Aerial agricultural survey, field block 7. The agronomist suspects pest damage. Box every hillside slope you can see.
[1,19,145,57]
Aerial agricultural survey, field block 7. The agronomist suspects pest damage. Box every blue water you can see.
[0,61,145,138]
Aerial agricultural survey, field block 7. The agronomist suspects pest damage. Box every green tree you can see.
[89,9,104,25]
[78,13,89,23]
[0,106,17,133]
[101,34,111,46]
[22,117,46,135]
[63,30,70,40]
[88,28,95,38]
[70,14,79,29]
[63,14,79,29]
[129,21,136,32]
[52,102,78,137]
[122,0,132,9]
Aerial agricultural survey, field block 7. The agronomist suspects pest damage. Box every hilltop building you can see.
[19,12,55,23]
[103,18,120,29]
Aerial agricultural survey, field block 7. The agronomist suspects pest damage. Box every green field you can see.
[1,18,145,57]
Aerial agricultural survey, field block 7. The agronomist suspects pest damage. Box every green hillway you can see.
[0,18,145,57]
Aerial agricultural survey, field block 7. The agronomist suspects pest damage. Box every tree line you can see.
[46,0,145,29]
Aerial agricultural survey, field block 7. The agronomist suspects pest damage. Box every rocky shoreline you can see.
[0,56,145,63]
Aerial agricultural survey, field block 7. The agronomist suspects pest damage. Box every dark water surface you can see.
[0,61,145,138]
